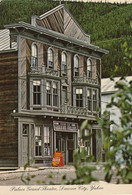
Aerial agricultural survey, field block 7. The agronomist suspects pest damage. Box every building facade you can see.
[0,5,108,168]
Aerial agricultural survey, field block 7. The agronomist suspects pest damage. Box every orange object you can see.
[52,152,64,167]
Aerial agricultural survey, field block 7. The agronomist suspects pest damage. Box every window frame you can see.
[46,80,59,108]
[47,47,54,68]
[87,88,92,111]
[34,126,42,157]
[93,89,98,112]
[87,58,92,78]
[76,88,83,107]
[33,80,41,106]
[61,51,67,75]
[43,126,52,157]
[34,125,52,158]
[46,81,52,106]
[74,54,79,77]
[31,43,38,68]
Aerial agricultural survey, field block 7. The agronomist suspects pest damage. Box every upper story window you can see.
[31,43,38,67]
[74,55,79,77]
[46,81,52,106]
[87,58,92,78]
[46,80,59,107]
[87,88,92,111]
[33,80,41,105]
[53,82,58,107]
[76,88,83,107]
[61,52,67,75]
[48,47,54,68]
[93,89,98,111]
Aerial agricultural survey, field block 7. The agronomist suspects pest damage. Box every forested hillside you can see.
[0,0,131,78]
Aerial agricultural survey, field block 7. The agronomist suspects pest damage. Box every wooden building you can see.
[0,4,108,168]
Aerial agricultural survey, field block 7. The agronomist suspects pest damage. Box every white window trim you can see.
[74,54,80,77]
[47,47,54,68]
[61,51,67,75]
[31,42,38,68]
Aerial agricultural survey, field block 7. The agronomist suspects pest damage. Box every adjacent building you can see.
[0,4,108,168]
[101,76,132,131]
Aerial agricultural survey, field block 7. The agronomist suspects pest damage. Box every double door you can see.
[56,132,76,164]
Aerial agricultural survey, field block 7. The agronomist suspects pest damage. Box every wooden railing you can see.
[60,104,97,117]
[73,75,98,85]
[29,65,59,77]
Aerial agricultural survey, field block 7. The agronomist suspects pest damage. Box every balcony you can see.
[26,103,98,119]
[29,65,59,77]
[60,104,98,117]
[73,75,98,85]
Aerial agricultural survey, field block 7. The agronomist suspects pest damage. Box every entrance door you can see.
[56,132,66,164]
[92,129,96,162]
[67,133,74,163]
[22,124,29,166]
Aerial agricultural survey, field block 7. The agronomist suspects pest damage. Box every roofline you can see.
[4,22,109,54]
[36,4,90,38]
[0,48,18,53]
[101,91,116,95]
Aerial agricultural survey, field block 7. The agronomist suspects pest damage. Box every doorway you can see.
[56,132,76,164]
[56,132,66,164]
[22,124,29,166]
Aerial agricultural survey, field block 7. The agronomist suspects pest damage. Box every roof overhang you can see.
[4,22,109,55]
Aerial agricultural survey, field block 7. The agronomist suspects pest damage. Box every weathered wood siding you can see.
[0,51,18,167]
[20,38,27,110]
[63,9,89,43]
[36,8,90,43]
[36,9,64,34]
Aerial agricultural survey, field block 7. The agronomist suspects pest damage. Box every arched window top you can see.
[74,55,79,68]
[87,58,92,77]
[61,51,67,75]
[48,47,54,68]
[62,52,67,64]
[74,54,79,76]
[31,43,38,67]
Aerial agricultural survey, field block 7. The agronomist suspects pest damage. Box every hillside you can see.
[0,0,131,78]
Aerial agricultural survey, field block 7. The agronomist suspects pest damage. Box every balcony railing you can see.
[29,103,98,118]
[73,75,98,85]
[29,65,59,77]
[60,104,98,117]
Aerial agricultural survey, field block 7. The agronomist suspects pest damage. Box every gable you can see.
[35,5,90,43]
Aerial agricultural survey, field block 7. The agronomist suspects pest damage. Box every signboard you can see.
[52,152,64,167]
[53,121,78,132]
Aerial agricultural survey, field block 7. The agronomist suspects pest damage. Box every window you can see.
[46,81,58,107]
[48,48,54,68]
[33,80,41,105]
[87,58,92,78]
[61,52,67,75]
[44,127,51,156]
[93,89,97,111]
[35,126,42,156]
[31,43,38,67]
[74,55,79,76]
[87,88,92,111]
[63,86,67,103]
[76,88,83,107]
[53,82,58,107]
[46,81,52,106]
[34,126,51,157]
[84,129,91,156]
[22,124,29,135]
